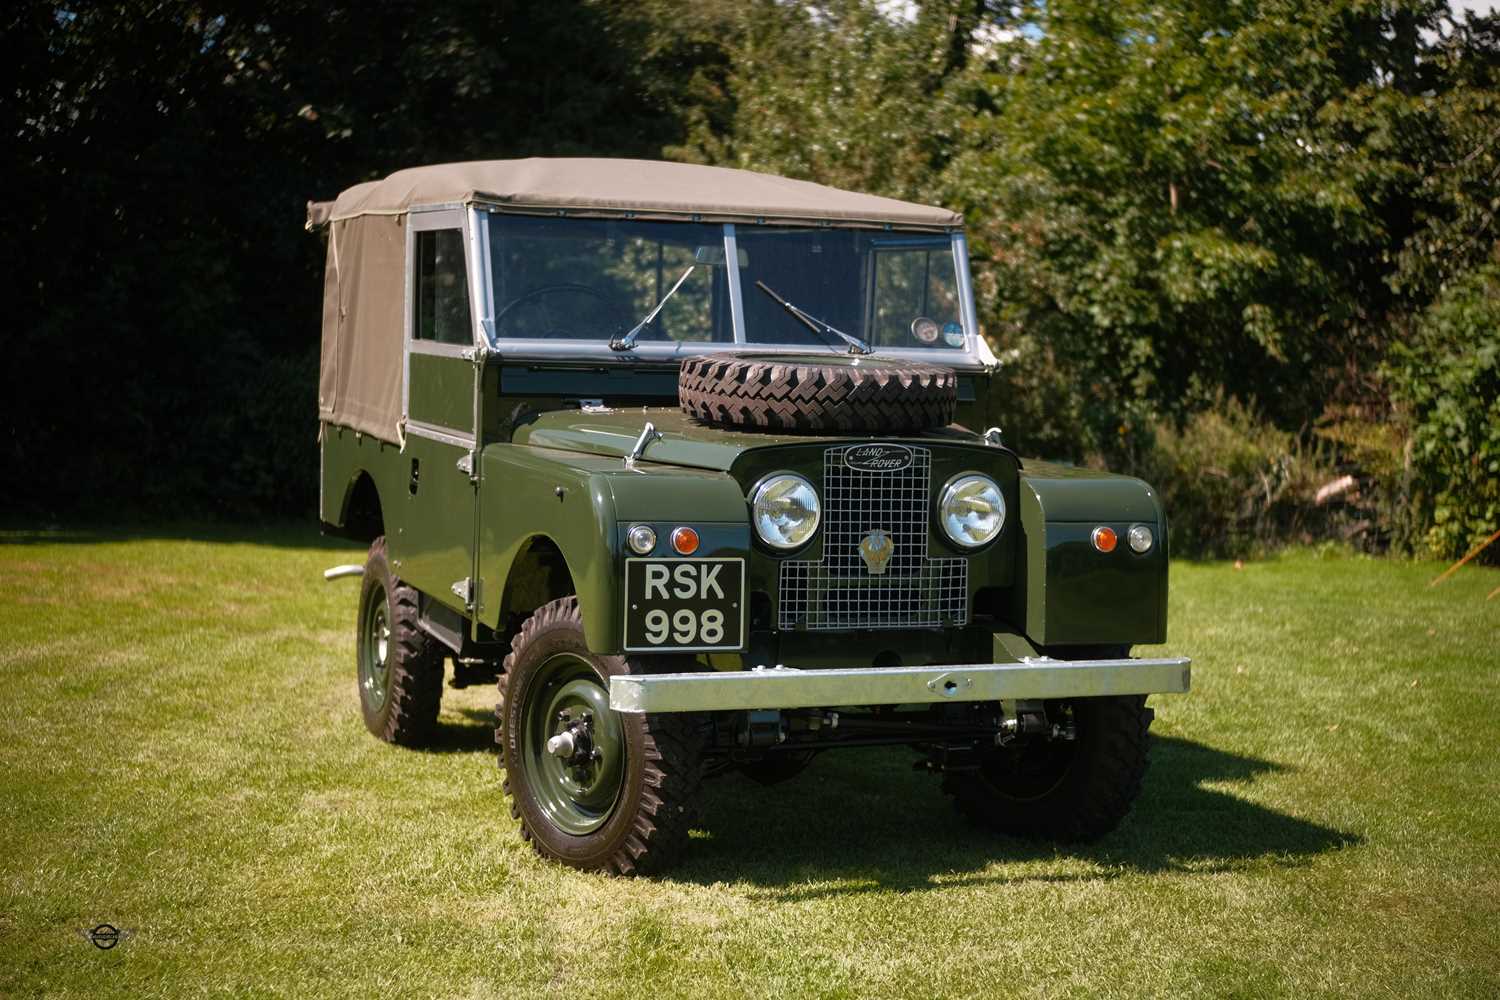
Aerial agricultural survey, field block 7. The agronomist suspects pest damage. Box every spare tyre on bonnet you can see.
[306,157,1191,875]
[679,354,958,432]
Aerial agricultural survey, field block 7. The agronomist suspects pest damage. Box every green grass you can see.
[1,527,1496,998]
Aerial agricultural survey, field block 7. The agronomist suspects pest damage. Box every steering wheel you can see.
[494,283,622,338]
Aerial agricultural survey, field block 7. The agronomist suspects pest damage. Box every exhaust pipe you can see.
[323,564,364,582]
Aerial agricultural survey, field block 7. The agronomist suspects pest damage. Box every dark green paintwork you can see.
[515,408,817,471]
[398,432,476,610]
[325,383,1170,656]
[322,352,1170,663]
[407,352,474,430]
[1012,462,1168,646]
[328,379,1170,653]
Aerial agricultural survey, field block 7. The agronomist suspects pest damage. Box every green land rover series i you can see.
[307,159,1190,875]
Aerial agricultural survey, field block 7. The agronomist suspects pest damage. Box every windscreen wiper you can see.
[753,280,872,355]
[610,265,697,351]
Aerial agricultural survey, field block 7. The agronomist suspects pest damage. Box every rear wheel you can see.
[496,597,703,874]
[942,694,1154,841]
[356,537,443,745]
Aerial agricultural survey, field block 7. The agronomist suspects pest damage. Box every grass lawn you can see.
[1,526,1496,998]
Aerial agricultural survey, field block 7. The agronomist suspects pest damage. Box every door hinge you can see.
[456,450,478,483]
[451,577,477,610]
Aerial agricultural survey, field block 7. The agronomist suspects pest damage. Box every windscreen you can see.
[737,229,966,351]
[483,216,968,352]
[487,216,732,344]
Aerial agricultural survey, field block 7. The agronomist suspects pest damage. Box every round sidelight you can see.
[1092,526,1118,553]
[939,474,1005,549]
[751,474,821,550]
[1128,524,1154,554]
[671,526,700,555]
[626,524,657,555]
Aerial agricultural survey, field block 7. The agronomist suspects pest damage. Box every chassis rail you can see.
[610,656,1191,713]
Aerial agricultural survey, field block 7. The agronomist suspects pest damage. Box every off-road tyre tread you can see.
[679,355,957,433]
[943,694,1154,842]
[495,597,703,875]
[359,536,443,746]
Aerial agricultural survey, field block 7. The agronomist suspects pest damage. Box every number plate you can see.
[623,558,745,652]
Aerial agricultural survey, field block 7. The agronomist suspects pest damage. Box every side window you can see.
[414,229,473,345]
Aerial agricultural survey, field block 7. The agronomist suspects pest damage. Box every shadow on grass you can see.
[0,521,359,551]
[408,713,1361,892]
[674,735,1360,897]
[419,708,501,754]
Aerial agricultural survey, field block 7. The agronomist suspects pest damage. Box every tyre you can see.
[356,536,443,745]
[496,597,703,874]
[942,694,1154,841]
[678,354,957,433]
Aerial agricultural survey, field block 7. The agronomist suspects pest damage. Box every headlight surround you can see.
[750,473,821,550]
[939,474,1006,549]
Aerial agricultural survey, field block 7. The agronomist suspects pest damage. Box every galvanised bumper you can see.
[609,656,1191,713]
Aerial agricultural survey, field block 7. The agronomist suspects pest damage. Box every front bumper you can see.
[609,656,1191,713]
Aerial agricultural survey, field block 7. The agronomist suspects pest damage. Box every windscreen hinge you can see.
[625,421,660,469]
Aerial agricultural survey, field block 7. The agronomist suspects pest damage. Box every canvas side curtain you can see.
[319,214,407,445]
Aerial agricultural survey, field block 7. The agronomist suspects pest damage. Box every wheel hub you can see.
[546,712,603,770]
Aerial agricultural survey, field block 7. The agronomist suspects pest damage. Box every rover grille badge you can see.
[844,444,913,473]
[859,529,894,575]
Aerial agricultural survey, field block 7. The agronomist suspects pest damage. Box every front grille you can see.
[779,445,968,630]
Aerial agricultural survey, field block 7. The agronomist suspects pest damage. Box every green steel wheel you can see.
[519,652,626,835]
[358,580,391,713]
[356,536,443,746]
[497,596,704,875]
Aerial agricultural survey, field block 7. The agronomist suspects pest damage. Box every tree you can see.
[1,1,707,516]
[668,0,988,202]
[942,1,1482,457]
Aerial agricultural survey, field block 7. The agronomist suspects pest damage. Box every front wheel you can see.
[942,694,1154,841]
[496,597,703,874]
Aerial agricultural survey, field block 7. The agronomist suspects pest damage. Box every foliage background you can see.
[5,0,1497,560]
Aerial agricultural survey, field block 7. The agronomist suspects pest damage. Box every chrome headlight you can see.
[939,474,1005,549]
[751,474,821,550]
